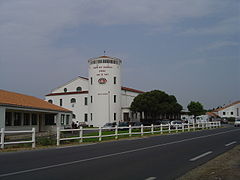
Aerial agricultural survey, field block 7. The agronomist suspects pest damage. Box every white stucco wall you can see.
[216,103,240,118]
[51,77,88,93]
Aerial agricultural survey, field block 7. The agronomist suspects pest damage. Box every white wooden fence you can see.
[0,128,36,149]
[57,121,221,146]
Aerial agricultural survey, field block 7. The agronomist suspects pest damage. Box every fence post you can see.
[1,128,4,149]
[32,128,36,148]
[115,125,118,139]
[151,124,154,135]
[129,125,132,137]
[57,127,60,146]
[79,126,83,143]
[182,123,184,132]
[168,123,171,133]
[99,127,102,141]
[160,124,163,134]
[193,122,195,131]
[188,123,190,132]
[141,124,144,136]
[176,125,178,133]
[219,121,221,127]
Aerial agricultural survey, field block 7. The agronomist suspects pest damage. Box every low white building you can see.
[45,55,144,127]
[212,101,240,119]
[0,89,72,132]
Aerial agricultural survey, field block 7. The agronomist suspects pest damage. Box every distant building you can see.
[211,101,240,119]
[0,89,72,132]
[45,56,144,127]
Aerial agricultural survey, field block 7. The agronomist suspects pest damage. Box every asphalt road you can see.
[0,126,239,180]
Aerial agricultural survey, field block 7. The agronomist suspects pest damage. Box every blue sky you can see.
[0,0,239,109]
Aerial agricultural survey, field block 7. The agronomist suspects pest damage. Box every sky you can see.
[0,0,239,109]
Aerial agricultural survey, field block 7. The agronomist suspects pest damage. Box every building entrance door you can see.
[123,113,130,122]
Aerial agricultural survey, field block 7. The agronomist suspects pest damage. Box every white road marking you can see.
[145,177,157,180]
[225,141,237,147]
[190,151,213,162]
[0,128,239,178]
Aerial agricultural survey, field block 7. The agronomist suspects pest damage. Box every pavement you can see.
[0,125,239,180]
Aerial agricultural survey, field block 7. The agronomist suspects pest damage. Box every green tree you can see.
[187,101,205,121]
[130,90,182,121]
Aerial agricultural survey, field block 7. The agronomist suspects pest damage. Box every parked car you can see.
[234,119,240,127]
[118,122,129,130]
[130,121,142,127]
[221,118,228,124]
[170,120,182,129]
[103,122,116,130]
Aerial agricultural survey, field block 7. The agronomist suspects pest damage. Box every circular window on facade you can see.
[98,78,107,84]
[64,88,67,92]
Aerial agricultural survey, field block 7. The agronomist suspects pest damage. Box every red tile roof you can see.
[46,91,88,96]
[206,112,219,117]
[46,87,144,96]
[0,89,71,112]
[121,87,145,94]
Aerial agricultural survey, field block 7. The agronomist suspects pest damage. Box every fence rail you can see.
[0,128,36,149]
[57,121,221,146]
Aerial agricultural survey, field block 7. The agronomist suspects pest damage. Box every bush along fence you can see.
[57,121,221,146]
[0,128,36,149]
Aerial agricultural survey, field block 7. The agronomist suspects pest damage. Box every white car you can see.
[234,119,240,127]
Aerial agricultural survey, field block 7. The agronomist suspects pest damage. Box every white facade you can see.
[213,101,240,118]
[88,56,122,127]
[45,56,143,127]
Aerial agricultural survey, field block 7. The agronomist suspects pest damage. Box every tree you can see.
[130,90,182,121]
[187,101,205,121]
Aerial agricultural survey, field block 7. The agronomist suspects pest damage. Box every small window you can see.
[32,114,37,125]
[84,97,88,105]
[91,113,93,121]
[64,88,67,92]
[91,96,93,103]
[91,77,93,85]
[76,87,82,92]
[23,113,30,125]
[70,98,76,103]
[45,114,56,125]
[72,114,76,119]
[114,95,116,103]
[114,113,116,121]
[223,112,226,115]
[61,114,65,125]
[5,112,12,126]
[231,112,234,115]
[84,114,88,122]
[48,99,53,104]
[66,115,70,125]
[60,99,63,106]
[14,113,22,126]
[114,77,116,84]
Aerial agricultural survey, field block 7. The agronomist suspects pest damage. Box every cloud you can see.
[197,41,239,52]
[181,17,239,35]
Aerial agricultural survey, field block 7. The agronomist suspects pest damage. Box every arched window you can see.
[48,100,53,104]
[70,98,76,103]
[76,87,82,92]
[72,114,76,119]
[64,88,67,92]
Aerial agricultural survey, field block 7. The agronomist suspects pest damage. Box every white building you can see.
[45,56,144,127]
[211,101,240,119]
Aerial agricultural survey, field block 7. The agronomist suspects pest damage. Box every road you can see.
[0,126,239,180]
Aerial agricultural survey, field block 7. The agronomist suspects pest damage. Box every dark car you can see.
[118,122,129,130]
